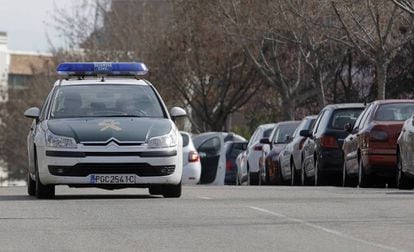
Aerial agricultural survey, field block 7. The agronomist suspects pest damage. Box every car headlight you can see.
[148,129,177,148]
[46,130,77,149]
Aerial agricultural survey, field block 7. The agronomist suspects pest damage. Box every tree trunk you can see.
[280,95,296,121]
[376,61,387,100]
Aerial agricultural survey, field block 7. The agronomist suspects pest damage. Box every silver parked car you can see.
[180,132,201,185]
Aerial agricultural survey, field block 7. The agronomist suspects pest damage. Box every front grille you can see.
[48,163,175,177]
[46,150,177,158]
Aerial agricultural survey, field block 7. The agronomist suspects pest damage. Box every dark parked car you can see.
[224,141,248,185]
[193,132,246,185]
[397,115,414,190]
[259,121,300,185]
[279,115,317,185]
[301,104,364,186]
[343,100,414,188]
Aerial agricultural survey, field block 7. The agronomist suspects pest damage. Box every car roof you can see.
[274,120,301,126]
[258,123,276,129]
[371,99,414,105]
[305,115,318,119]
[323,103,365,110]
[54,78,149,87]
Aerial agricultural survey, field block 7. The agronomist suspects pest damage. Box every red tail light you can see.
[188,151,199,162]
[320,135,338,148]
[254,145,263,151]
[226,160,232,171]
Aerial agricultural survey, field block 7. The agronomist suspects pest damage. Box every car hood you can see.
[47,117,172,143]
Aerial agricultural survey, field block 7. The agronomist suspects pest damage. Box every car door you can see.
[197,134,225,185]
[303,110,326,176]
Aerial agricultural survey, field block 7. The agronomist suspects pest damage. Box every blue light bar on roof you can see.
[56,62,148,76]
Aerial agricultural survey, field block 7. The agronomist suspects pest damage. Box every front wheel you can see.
[342,161,357,187]
[27,172,36,196]
[358,158,372,188]
[290,161,297,186]
[314,159,323,186]
[249,172,259,185]
[162,183,182,198]
[397,154,413,190]
[35,171,55,199]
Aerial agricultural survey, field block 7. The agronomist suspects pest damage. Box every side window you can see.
[353,104,371,131]
[39,89,54,121]
[198,137,221,157]
[360,104,374,128]
[312,110,326,135]
[248,129,259,147]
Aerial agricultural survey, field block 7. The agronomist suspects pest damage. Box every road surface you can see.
[0,186,413,251]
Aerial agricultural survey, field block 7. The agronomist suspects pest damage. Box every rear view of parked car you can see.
[301,104,364,186]
[260,121,300,185]
[180,132,201,185]
[279,115,317,185]
[343,100,414,187]
[240,124,275,185]
[193,132,246,185]
[397,115,414,189]
[224,141,248,185]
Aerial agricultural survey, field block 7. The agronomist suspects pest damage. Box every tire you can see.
[35,170,55,199]
[34,153,55,199]
[397,154,413,190]
[162,183,182,198]
[27,172,36,196]
[249,172,259,185]
[301,158,310,186]
[149,185,163,195]
[358,157,372,188]
[314,159,323,186]
[258,171,262,186]
[342,161,357,187]
[290,160,296,186]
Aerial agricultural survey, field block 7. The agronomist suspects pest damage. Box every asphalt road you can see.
[0,185,413,252]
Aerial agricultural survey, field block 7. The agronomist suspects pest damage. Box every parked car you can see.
[343,100,414,188]
[180,132,201,185]
[397,115,414,189]
[237,124,275,185]
[193,132,246,185]
[279,115,317,185]
[224,141,248,185]
[259,121,301,185]
[301,103,365,186]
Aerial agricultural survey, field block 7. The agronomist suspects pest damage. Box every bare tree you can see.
[393,0,414,14]
[331,0,414,99]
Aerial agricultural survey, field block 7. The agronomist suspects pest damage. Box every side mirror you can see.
[284,135,291,142]
[170,107,187,121]
[299,130,311,138]
[344,123,352,133]
[24,107,40,119]
[259,138,270,144]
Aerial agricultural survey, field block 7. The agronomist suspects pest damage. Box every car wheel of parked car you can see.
[149,185,163,195]
[249,172,259,185]
[27,172,36,196]
[162,183,182,198]
[358,158,372,188]
[290,161,296,186]
[397,154,413,190]
[314,159,324,186]
[342,162,357,187]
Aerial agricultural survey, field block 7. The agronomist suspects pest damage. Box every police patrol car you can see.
[24,62,186,198]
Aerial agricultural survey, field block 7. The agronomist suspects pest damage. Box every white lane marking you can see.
[198,196,212,200]
[248,206,402,252]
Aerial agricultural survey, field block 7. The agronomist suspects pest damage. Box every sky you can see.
[0,0,74,52]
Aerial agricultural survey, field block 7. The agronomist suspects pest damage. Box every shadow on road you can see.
[386,191,414,195]
[0,194,161,201]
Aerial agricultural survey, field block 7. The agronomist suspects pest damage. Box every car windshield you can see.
[263,128,273,138]
[329,109,363,130]
[50,84,165,119]
[273,124,298,144]
[374,103,414,121]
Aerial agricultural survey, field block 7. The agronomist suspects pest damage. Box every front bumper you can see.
[36,145,183,186]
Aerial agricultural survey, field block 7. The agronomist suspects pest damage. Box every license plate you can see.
[90,174,136,184]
